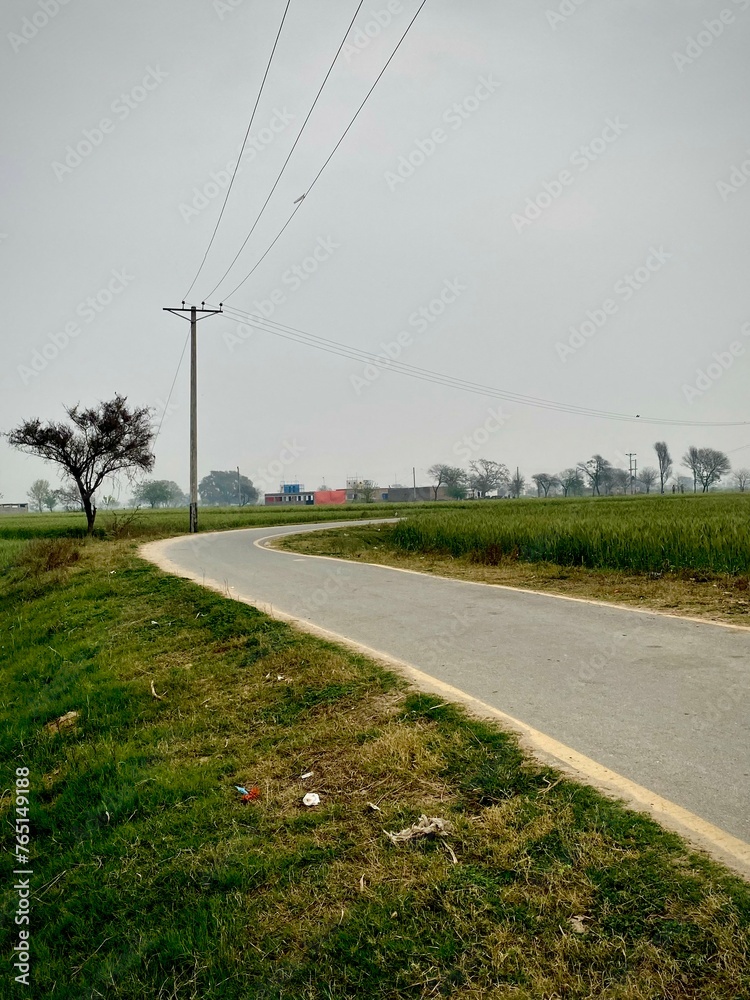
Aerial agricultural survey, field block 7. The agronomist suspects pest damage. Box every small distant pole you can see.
[237,465,241,506]
[163,302,223,532]
[627,453,637,494]
[413,466,417,502]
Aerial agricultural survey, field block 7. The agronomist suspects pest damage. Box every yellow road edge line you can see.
[141,534,750,882]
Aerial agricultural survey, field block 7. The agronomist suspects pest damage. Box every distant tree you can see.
[654,442,672,494]
[557,468,584,497]
[133,479,186,508]
[198,470,258,506]
[27,478,52,512]
[55,482,85,511]
[359,480,377,503]
[579,455,611,496]
[100,495,121,509]
[682,447,731,493]
[427,463,450,500]
[469,459,509,498]
[531,473,560,497]
[508,470,526,498]
[638,467,658,493]
[604,468,630,495]
[731,468,750,492]
[443,467,468,499]
[7,395,154,534]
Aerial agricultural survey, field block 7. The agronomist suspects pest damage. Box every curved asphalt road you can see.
[144,521,750,871]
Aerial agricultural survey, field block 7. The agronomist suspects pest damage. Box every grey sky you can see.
[2,0,749,502]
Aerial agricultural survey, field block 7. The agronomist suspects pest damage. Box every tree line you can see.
[428,443,747,499]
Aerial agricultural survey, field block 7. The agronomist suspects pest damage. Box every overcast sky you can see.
[2,0,749,502]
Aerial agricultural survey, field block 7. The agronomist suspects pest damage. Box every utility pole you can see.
[237,466,241,507]
[412,466,417,502]
[626,453,637,494]
[163,302,223,532]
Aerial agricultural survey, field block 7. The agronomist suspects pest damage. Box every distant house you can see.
[0,503,29,514]
[264,483,315,506]
[314,489,347,505]
[384,486,449,503]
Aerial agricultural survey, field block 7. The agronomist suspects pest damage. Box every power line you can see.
[216,0,429,303]
[182,0,292,301]
[154,328,190,443]
[215,303,750,428]
[204,0,365,301]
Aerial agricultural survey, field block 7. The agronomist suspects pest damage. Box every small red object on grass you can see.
[241,787,261,803]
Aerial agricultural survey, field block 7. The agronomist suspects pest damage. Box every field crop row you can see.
[390,495,750,575]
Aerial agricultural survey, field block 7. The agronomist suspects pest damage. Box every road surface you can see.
[143,521,750,875]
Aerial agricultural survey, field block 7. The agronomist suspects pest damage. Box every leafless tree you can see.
[531,473,560,497]
[638,467,658,493]
[469,459,509,498]
[578,454,611,495]
[654,442,672,494]
[7,395,154,534]
[604,468,630,495]
[557,468,584,497]
[27,478,52,512]
[682,446,731,493]
[731,468,750,492]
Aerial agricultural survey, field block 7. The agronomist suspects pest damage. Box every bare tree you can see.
[557,468,584,497]
[531,473,560,497]
[579,454,611,496]
[731,468,750,492]
[682,446,731,493]
[27,478,52,512]
[638,467,658,493]
[426,463,463,500]
[654,442,672,494]
[7,395,154,534]
[604,468,630,495]
[469,459,509,498]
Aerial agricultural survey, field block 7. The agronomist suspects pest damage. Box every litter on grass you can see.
[45,711,79,734]
[234,785,260,802]
[302,792,321,807]
[385,815,453,844]
[300,772,314,780]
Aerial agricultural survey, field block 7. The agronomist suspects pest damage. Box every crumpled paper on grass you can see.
[384,815,452,844]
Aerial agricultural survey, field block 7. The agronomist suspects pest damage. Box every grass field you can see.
[0,502,417,540]
[2,514,750,997]
[387,494,750,576]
